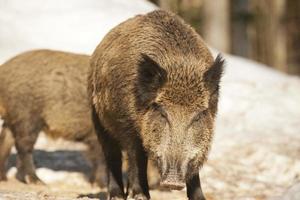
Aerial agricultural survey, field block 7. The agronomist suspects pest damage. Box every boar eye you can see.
[151,102,168,120]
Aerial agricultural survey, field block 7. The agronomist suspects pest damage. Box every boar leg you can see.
[85,138,107,188]
[91,108,125,199]
[100,134,125,199]
[127,139,150,200]
[92,112,125,200]
[186,174,206,200]
[12,121,43,184]
[0,127,14,181]
[90,155,107,188]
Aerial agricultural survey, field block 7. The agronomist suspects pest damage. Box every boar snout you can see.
[160,163,185,190]
[160,176,185,190]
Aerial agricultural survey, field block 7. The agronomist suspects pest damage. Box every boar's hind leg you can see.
[186,174,206,200]
[0,126,14,181]
[89,153,107,188]
[85,137,107,188]
[92,108,125,199]
[12,120,43,184]
[126,139,150,200]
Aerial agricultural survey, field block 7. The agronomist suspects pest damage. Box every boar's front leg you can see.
[91,108,125,199]
[102,136,125,199]
[127,138,150,200]
[186,174,206,200]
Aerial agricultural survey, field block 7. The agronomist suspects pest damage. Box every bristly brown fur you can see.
[135,54,167,109]
[0,50,106,186]
[204,53,225,92]
[89,10,224,200]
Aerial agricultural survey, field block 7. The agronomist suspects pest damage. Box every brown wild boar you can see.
[0,50,106,186]
[89,10,224,200]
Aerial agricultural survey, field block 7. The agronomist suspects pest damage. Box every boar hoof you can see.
[17,172,45,185]
[25,174,45,185]
[108,189,125,200]
[109,197,125,200]
[133,194,149,200]
[193,196,206,200]
[92,177,106,189]
[90,171,107,188]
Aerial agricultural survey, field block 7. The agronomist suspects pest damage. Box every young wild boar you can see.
[0,50,106,186]
[89,10,224,200]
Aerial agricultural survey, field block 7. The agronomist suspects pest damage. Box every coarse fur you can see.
[89,10,224,200]
[0,50,106,186]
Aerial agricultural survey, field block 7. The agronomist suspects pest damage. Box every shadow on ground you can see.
[78,192,107,200]
[7,150,91,173]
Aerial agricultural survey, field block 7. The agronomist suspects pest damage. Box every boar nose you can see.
[160,163,185,190]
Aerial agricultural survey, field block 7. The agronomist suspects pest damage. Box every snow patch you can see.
[212,51,300,138]
[0,0,156,63]
[36,168,88,186]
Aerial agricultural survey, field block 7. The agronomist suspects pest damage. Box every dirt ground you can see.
[0,134,189,200]
[0,180,190,200]
[0,131,299,200]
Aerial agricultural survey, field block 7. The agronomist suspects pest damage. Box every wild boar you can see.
[89,10,224,200]
[0,50,106,186]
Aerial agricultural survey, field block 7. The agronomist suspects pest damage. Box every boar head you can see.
[135,53,224,190]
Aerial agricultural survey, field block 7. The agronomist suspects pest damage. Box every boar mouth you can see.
[160,173,185,190]
[160,179,185,190]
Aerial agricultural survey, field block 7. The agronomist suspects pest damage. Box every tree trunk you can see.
[286,0,300,75]
[202,0,230,52]
[249,0,286,71]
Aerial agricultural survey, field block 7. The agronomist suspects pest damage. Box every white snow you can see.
[214,53,300,137]
[0,0,299,199]
[0,0,156,63]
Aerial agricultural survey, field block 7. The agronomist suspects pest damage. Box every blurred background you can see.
[148,0,300,76]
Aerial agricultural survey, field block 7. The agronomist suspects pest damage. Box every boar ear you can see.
[204,54,225,92]
[135,54,167,108]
